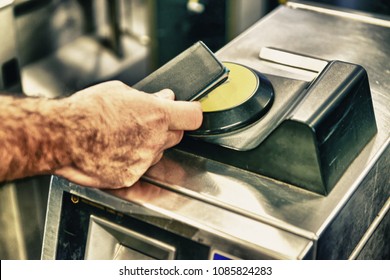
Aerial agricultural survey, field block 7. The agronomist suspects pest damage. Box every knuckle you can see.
[157,106,171,127]
[108,80,129,91]
[110,80,126,87]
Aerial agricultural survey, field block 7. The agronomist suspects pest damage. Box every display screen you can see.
[212,253,232,260]
[211,249,239,260]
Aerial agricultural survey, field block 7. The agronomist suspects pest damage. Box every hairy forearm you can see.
[0,89,150,186]
[0,81,202,188]
[0,95,73,181]
[0,90,153,186]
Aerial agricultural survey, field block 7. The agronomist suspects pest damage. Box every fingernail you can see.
[159,89,175,100]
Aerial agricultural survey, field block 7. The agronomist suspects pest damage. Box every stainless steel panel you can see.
[355,200,390,260]
[17,0,151,98]
[0,0,21,92]
[42,176,314,260]
[85,215,175,260]
[0,177,50,259]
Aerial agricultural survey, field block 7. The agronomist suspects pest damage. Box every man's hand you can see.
[55,81,203,188]
[0,81,203,188]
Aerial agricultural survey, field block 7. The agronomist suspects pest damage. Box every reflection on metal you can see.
[259,47,328,73]
[0,0,22,93]
[21,35,149,98]
[349,198,390,259]
[287,1,390,28]
[0,183,26,259]
[0,177,50,259]
[85,215,175,260]
[43,177,314,260]
[142,174,318,241]
[17,0,151,98]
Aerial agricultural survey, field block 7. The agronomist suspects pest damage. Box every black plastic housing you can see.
[179,61,377,195]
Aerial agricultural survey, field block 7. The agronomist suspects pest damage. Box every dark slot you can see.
[2,58,21,89]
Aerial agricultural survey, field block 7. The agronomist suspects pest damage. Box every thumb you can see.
[153,89,175,100]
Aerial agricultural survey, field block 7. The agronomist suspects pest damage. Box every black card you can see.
[133,41,229,101]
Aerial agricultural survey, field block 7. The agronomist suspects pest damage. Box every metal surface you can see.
[42,3,389,259]
[259,47,328,73]
[43,176,314,260]
[349,198,390,259]
[0,0,51,260]
[0,0,21,93]
[0,177,50,260]
[19,0,151,98]
[84,215,176,260]
[21,35,149,98]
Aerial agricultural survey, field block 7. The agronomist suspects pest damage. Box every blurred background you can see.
[0,0,389,260]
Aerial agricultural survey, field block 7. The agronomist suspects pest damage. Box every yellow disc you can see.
[199,62,258,112]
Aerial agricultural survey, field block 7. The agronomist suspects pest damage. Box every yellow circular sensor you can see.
[190,62,274,135]
[199,62,259,112]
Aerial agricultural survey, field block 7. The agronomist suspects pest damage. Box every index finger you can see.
[165,101,203,130]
